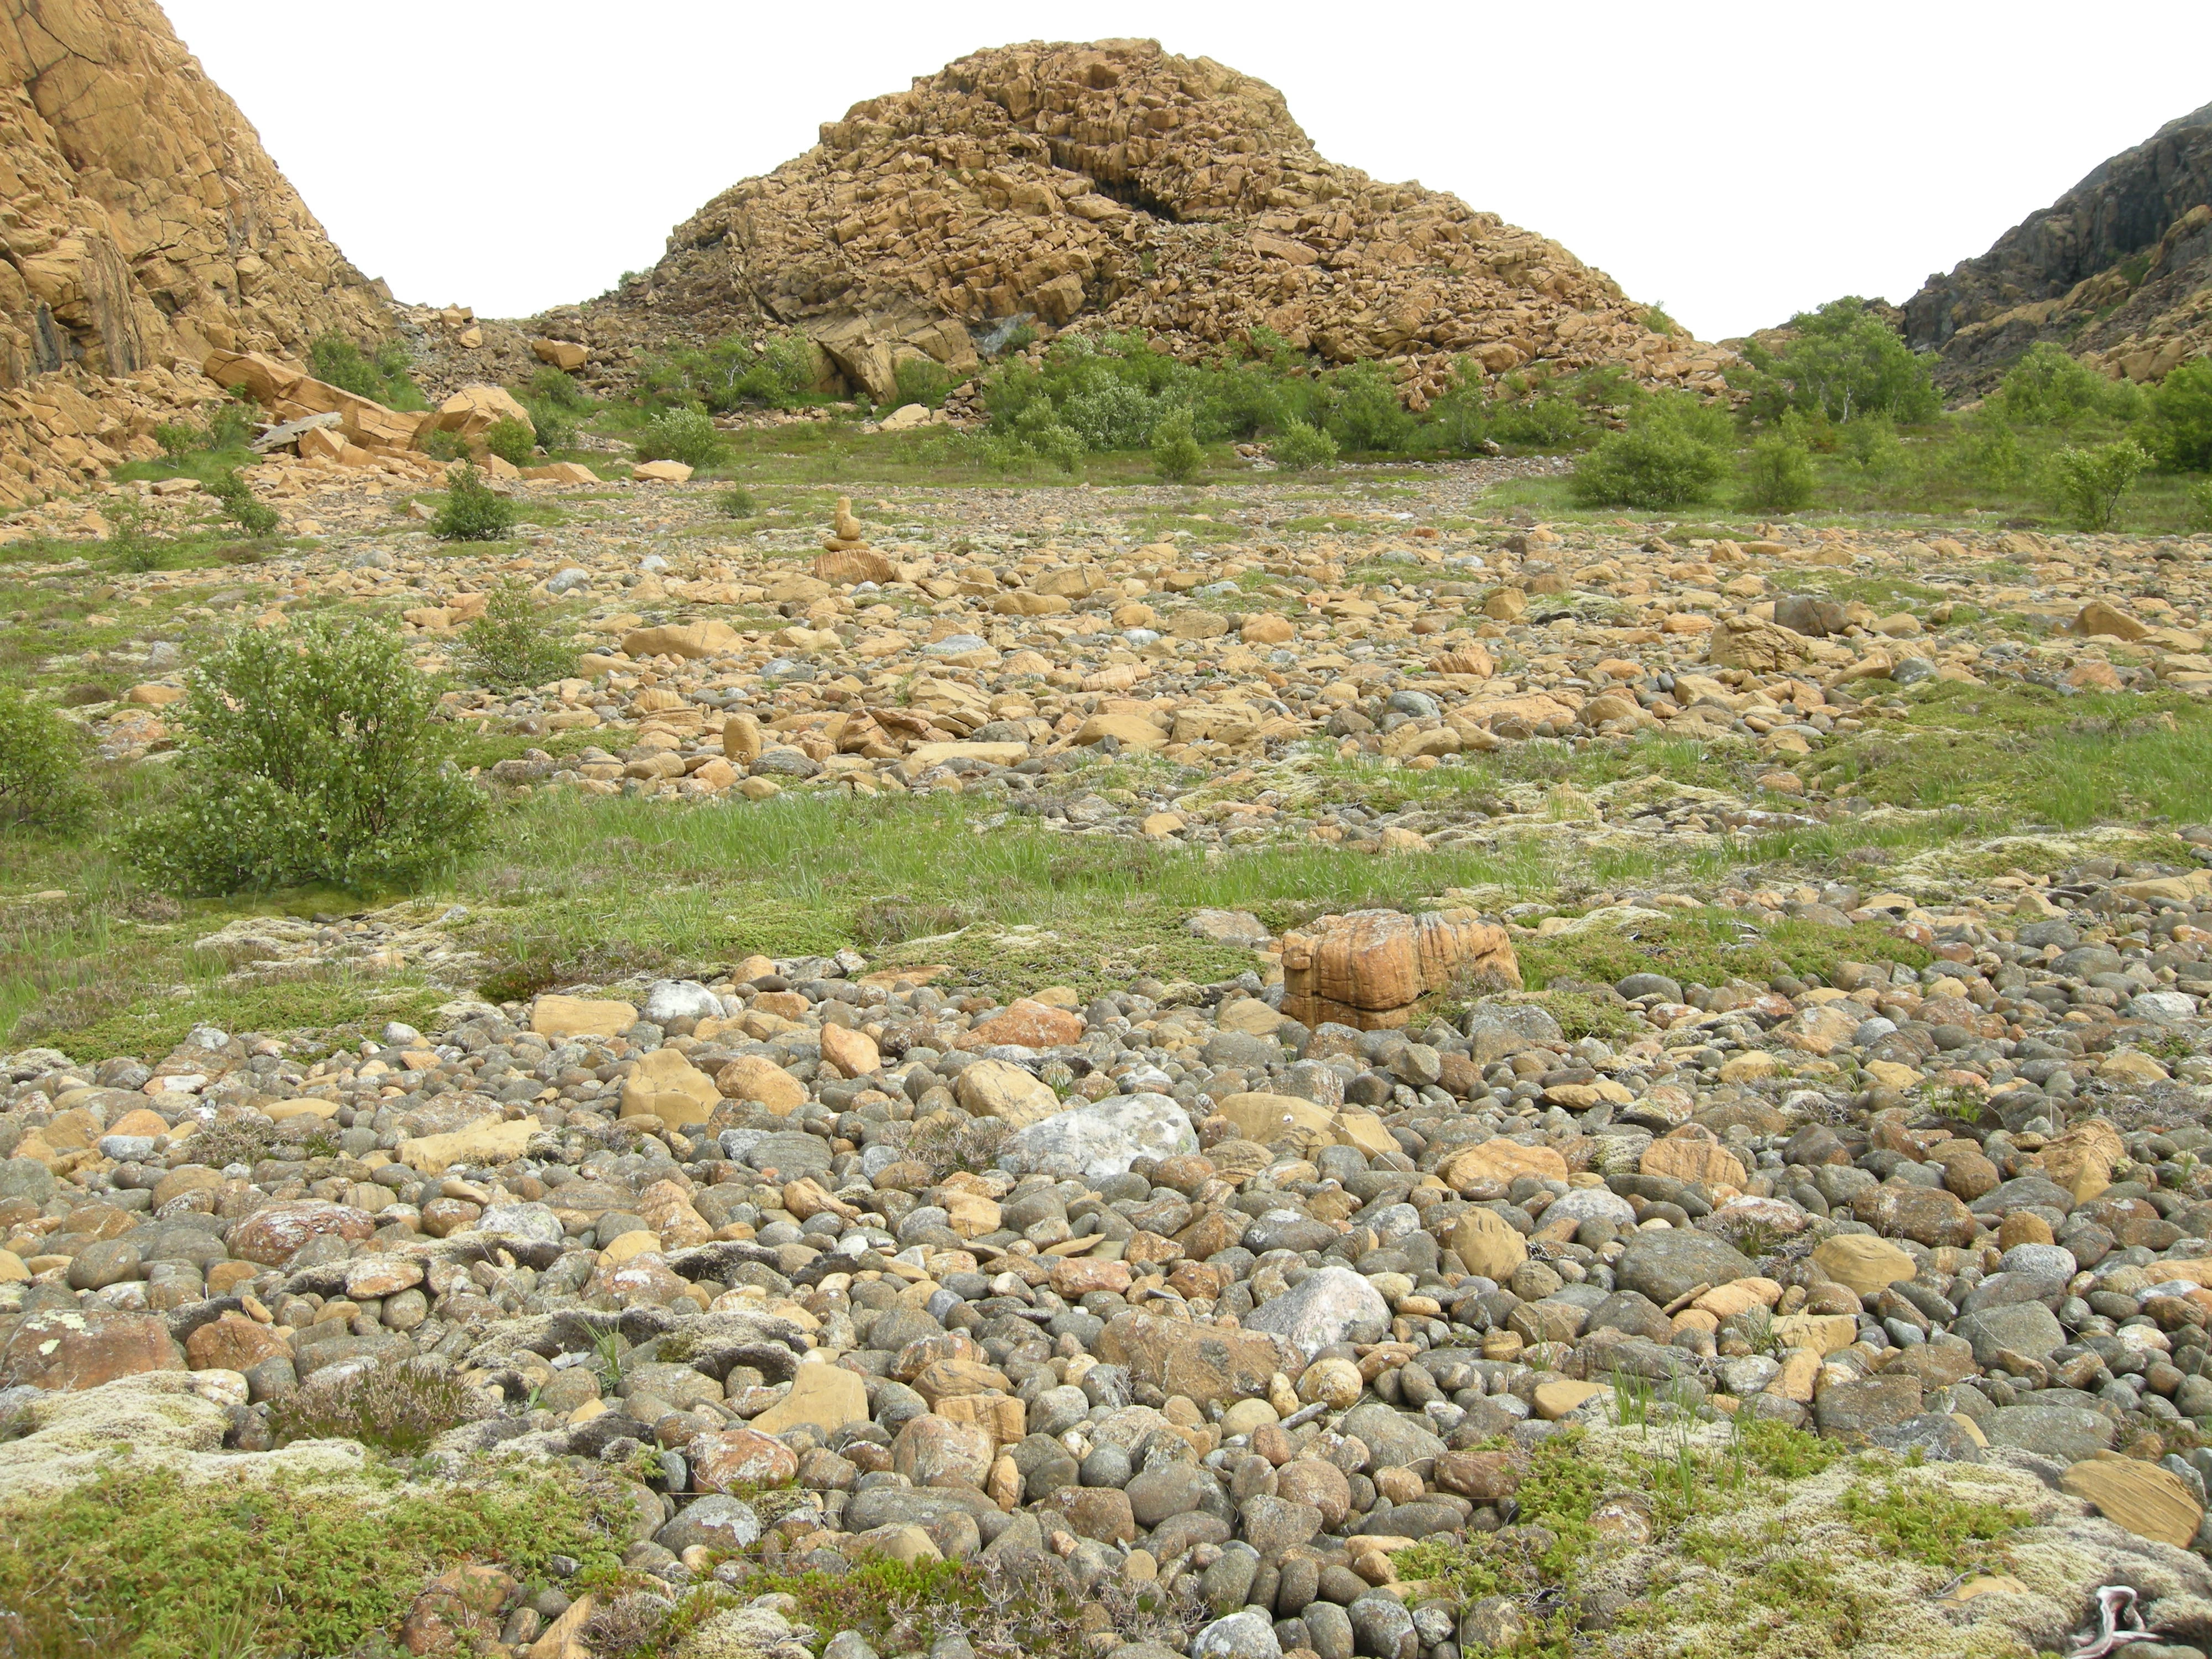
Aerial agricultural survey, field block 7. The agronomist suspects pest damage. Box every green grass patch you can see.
[1517,906,1930,993]
[0,1463,622,1659]
[1837,1475,2026,1571]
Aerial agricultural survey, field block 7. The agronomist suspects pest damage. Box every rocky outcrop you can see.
[552,39,1724,407]
[1902,101,2212,397]
[0,0,391,503]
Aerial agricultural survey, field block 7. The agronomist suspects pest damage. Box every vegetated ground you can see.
[4,393,2212,1659]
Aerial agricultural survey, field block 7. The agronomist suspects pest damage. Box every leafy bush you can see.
[1841,414,1906,477]
[641,330,818,413]
[1325,362,1419,452]
[1271,420,1338,471]
[895,356,954,408]
[2188,478,2212,533]
[633,406,727,469]
[524,399,577,453]
[1740,435,1817,512]
[307,334,427,411]
[717,484,758,518]
[1994,342,2142,426]
[103,500,169,572]
[0,687,92,829]
[2149,357,2212,471]
[460,577,576,688]
[434,463,519,542]
[268,1358,487,1453]
[1961,416,2031,487]
[482,416,536,466]
[1569,394,1731,508]
[2051,439,2152,530]
[208,468,279,537]
[1643,303,1677,336]
[126,613,488,893]
[527,366,591,410]
[1735,297,1939,424]
[1151,406,1204,482]
[1485,392,1590,450]
[421,428,470,464]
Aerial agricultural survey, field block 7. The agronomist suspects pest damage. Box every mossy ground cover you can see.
[0,1463,623,1659]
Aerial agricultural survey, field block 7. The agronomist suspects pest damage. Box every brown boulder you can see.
[1096,1310,1288,1405]
[228,1200,378,1267]
[1280,907,1519,1031]
[1,1308,184,1389]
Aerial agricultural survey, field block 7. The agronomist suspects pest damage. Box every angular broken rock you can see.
[1280,907,1519,1031]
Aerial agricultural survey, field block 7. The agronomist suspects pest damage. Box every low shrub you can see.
[1325,362,1419,452]
[102,500,169,572]
[482,416,536,467]
[306,333,427,411]
[1485,392,1590,450]
[717,484,758,518]
[207,467,279,537]
[125,613,489,893]
[633,406,727,469]
[460,576,576,689]
[434,463,519,542]
[421,428,470,464]
[1740,434,1816,512]
[1271,420,1339,471]
[268,1358,487,1454]
[0,688,92,830]
[1994,341,2143,427]
[895,356,954,408]
[1151,406,1204,482]
[2051,438,2152,530]
[2150,356,2212,471]
[1569,396,1731,509]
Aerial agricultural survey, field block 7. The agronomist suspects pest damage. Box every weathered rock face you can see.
[559,39,1715,408]
[0,0,390,502]
[1902,100,2212,395]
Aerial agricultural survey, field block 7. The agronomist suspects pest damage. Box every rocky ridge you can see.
[543,40,1727,410]
[0,0,393,503]
[1903,101,2212,397]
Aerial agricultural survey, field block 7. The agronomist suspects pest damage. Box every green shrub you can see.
[1734,296,1939,424]
[207,468,279,537]
[1325,362,1418,452]
[1642,303,1678,336]
[2051,439,2152,530]
[1271,420,1339,471]
[1740,435,1817,512]
[125,613,489,894]
[152,421,199,463]
[0,687,92,829]
[1570,395,1730,508]
[306,334,427,410]
[642,330,819,413]
[523,400,577,453]
[102,500,170,572]
[1151,406,1204,482]
[421,427,469,464]
[717,484,758,518]
[2149,357,2212,471]
[482,416,536,466]
[1485,392,1590,450]
[433,463,519,542]
[633,406,727,469]
[1994,342,2142,426]
[895,356,954,408]
[1961,416,2031,487]
[460,577,576,688]
[526,365,591,410]
[2188,478,2212,533]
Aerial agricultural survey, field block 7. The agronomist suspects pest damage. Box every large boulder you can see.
[1096,1311,1288,1406]
[1280,908,1519,1031]
[999,1093,1196,1182]
[1241,1267,1392,1362]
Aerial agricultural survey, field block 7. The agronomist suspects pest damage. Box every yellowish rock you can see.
[620,1048,721,1127]
[1811,1234,1917,1297]
[530,996,637,1040]
[2060,1452,2205,1548]
[399,1114,541,1175]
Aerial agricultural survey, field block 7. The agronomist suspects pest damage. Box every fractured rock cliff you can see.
[0,0,389,503]
[548,39,1722,408]
[1903,101,2212,397]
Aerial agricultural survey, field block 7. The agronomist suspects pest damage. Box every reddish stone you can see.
[228,1199,377,1266]
[0,1308,184,1390]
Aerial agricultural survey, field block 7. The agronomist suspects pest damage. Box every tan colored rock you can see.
[530,996,637,1039]
[1280,908,1519,1031]
[622,623,739,660]
[953,1058,1060,1126]
[1074,713,1168,750]
[714,1055,807,1114]
[2060,1453,2204,1548]
[2076,601,2151,642]
[435,384,534,441]
[1708,615,1808,671]
[632,460,693,484]
[531,338,588,372]
[1811,1234,1917,1297]
[1449,1207,1529,1280]
[620,1049,721,1127]
[185,1312,289,1373]
[1640,1138,1747,1188]
[1437,1140,1569,1189]
[2038,1118,2126,1202]
[398,1115,540,1175]
[750,1364,870,1438]
[820,1024,882,1077]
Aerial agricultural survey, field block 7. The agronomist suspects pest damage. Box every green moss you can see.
[0,1463,623,1658]
[1733,1418,1846,1481]
[49,974,446,1063]
[1837,1477,2026,1571]
[1517,907,1927,994]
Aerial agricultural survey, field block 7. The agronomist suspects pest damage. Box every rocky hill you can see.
[542,39,1721,408]
[1902,101,2212,398]
[0,0,390,503]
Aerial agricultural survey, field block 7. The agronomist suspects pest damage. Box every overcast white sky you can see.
[166,1,2212,343]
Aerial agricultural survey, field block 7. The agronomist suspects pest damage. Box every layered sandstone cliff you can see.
[0,0,390,503]
[1903,102,2212,397]
[545,39,1722,407]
